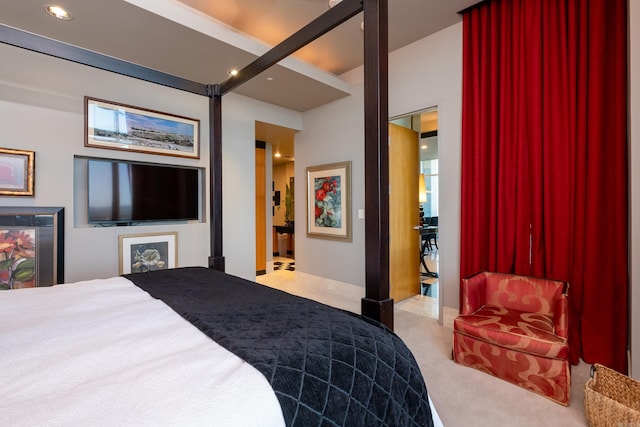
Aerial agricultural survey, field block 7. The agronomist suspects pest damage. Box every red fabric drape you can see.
[460,0,628,373]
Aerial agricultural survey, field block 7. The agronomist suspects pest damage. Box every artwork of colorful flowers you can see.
[0,228,36,290]
[314,175,342,228]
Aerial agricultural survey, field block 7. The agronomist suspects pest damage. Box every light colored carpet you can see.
[394,309,589,427]
[257,269,590,426]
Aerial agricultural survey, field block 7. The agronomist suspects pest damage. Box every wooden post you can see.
[360,0,393,330]
[208,85,225,271]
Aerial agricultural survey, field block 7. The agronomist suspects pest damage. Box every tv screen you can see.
[88,158,200,224]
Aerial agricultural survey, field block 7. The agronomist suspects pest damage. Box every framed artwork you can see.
[0,147,35,196]
[119,232,178,274]
[0,207,64,289]
[85,97,200,159]
[306,161,352,241]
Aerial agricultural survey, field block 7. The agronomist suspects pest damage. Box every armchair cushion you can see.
[454,305,569,359]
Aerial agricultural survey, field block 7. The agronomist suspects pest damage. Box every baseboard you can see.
[442,306,459,330]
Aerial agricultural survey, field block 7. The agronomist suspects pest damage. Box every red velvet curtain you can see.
[460,0,628,373]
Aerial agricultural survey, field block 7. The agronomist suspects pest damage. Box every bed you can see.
[0,267,441,427]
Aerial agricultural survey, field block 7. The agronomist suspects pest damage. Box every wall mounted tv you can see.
[88,158,201,225]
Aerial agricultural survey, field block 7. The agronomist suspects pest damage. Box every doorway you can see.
[390,108,439,319]
[255,121,296,276]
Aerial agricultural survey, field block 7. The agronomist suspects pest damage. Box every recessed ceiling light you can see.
[266,77,274,81]
[45,5,72,21]
[227,69,239,77]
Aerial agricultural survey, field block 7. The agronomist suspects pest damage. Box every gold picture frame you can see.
[0,147,35,196]
[85,97,200,159]
[306,161,352,241]
[118,232,178,274]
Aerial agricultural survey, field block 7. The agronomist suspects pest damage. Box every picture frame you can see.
[0,207,64,289]
[306,161,352,241]
[85,97,200,159]
[119,232,178,274]
[0,147,35,196]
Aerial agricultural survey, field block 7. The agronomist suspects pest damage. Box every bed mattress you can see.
[1,267,441,426]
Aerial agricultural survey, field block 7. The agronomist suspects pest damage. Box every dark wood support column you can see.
[360,0,393,330]
[208,85,225,271]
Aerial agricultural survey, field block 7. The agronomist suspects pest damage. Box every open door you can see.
[389,123,420,301]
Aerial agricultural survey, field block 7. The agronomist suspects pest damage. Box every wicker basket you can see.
[584,364,640,427]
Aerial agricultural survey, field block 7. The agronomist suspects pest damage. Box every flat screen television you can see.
[88,158,200,225]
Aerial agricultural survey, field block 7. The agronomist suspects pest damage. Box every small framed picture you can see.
[306,161,352,241]
[85,97,200,159]
[0,147,35,196]
[118,232,178,274]
[0,207,64,289]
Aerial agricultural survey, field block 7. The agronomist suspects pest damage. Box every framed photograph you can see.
[306,161,352,241]
[85,97,200,159]
[0,148,35,196]
[0,207,64,289]
[119,232,178,274]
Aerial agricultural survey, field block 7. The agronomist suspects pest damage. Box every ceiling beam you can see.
[217,0,363,95]
[0,24,208,96]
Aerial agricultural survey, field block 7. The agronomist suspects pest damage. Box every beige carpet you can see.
[394,309,590,427]
[257,269,590,426]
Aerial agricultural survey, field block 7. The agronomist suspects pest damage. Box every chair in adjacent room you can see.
[452,271,571,405]
[426,216,438,250]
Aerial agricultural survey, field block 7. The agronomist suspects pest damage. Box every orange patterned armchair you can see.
[453,271,570,405]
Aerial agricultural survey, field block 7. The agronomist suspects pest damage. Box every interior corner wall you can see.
[629,0,639,380]
[296,23,463,308]
[0,43,302,283]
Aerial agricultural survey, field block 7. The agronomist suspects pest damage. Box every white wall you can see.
[219,94,301,279]
[296,24,463,313]
[629,0,639,379]
[0,43,302,283]
[387,24,463,312]
[295,82,367,286]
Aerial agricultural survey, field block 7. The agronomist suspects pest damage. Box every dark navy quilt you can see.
[125,267,433,427]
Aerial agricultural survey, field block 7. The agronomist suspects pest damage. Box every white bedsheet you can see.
[0,277,286,427]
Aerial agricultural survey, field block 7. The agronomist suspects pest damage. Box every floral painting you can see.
[0,228,36,289]
[313,175,342,228]
[0,207,64,287]
[129,242,168,273]
[119,232,177,274]
[306,161,352,241]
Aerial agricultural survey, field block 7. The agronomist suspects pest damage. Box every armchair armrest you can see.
[553,283,569,339]
[460,272,488,315]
